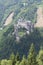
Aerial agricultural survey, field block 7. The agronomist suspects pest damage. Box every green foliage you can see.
[0,0,43,60]
[36,48,43,65]
[0,0,41,26]
[0,44,43,65]
[27,43,37,65]
[1,59,12,65]
[19,55,27,65]
[15,52,20,62]
[1,59,7,65]
[9,52,16,65]
[10,53,15,60]
[15,61,20,65]
[0,27,43,59]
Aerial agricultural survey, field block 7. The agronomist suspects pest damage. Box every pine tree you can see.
[19,55,27,65]
[15,52,20,62]
[0,60,1,65]
[36,47,43,65]
[7,60,12,65]
[27,43,37,65]
[15,61,20,65]
[9,52,16,65]
[1,59,7,65]
[10,53,15,60]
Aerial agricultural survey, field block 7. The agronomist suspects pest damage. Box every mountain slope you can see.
[0,0,43,59]
[0,0,42,26]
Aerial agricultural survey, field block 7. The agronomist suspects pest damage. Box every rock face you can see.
[13,18,34,40]
[35,7,43,27]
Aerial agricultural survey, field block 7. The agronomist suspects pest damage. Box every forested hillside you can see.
[0,43,43,65]
[0,0,42,26]
[0,0,43,60]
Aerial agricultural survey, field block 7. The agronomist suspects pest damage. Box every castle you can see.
[13,18,34,41]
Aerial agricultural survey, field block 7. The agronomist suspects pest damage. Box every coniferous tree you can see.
[7,60,12,65]
[19,55,27,65]
[15,52,20,62]
[0,60,1,65]
[36,47,43,65]
[27,43,37,65]
[1,59,7,65]
[9,52,16,65]
[15,61,20,65]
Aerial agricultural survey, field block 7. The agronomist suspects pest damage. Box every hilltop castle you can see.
[12,18,34,41]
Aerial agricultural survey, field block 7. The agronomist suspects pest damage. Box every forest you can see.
[0,43,43,65]
[0,0,43,65]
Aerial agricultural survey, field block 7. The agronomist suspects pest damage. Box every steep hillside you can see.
[0,0,42,26]
[0,25,43,59]
[0,0,43,59]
